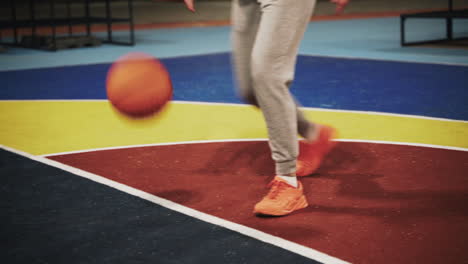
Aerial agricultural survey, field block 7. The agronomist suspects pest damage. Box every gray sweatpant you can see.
[231,0,317,175]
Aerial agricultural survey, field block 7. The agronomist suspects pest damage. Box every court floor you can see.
[1,15,468,264]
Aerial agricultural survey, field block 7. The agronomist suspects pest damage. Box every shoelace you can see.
[266,180,288,200]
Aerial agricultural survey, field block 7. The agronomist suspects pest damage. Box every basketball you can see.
[106,52,172,118]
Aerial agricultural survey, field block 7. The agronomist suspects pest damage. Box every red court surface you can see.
[48,141,468,264]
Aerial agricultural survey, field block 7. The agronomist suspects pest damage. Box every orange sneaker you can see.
[253,176,308,216]
[296,125,337,177]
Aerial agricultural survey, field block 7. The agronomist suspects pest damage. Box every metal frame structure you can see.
[0,0,135,51]
[400,0,468,46]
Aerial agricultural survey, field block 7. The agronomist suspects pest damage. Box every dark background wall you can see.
[1,0,467,25]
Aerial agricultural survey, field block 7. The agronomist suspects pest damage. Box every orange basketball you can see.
[106,52,172,118]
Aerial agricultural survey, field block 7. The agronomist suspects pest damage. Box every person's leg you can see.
[296,101,318,140]
[250,0,317,216]
[250,0,317,177]
[231,0,316,140]
[231,0,261,106]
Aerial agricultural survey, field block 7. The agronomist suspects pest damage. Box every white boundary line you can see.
[43,138,268,157]
[336,139,468,152]
[300,53,468,67]
[1,144,350,264]
[168,51,468,67]
[42,138,468,158]
[1,99,467,123]
[175,101,468,123]
[160,49,468,67]
[0,99,105,102]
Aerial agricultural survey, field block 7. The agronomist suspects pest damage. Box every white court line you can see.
[301,53,468,67]
[174,101,468,123]
[2,99,466,123]
[167,51,468,67]
[1,144,350,264]
[336,139,468,152]
[43,138,269,157]
[0,99,105,102]
[42,138,468,158]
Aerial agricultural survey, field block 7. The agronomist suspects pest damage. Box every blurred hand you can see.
[330,0,349,14]
[184,0,195,12]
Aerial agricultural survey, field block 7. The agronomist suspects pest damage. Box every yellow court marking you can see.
[1,100,467,155]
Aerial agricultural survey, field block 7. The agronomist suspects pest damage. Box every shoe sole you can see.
[254,195,309,216]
